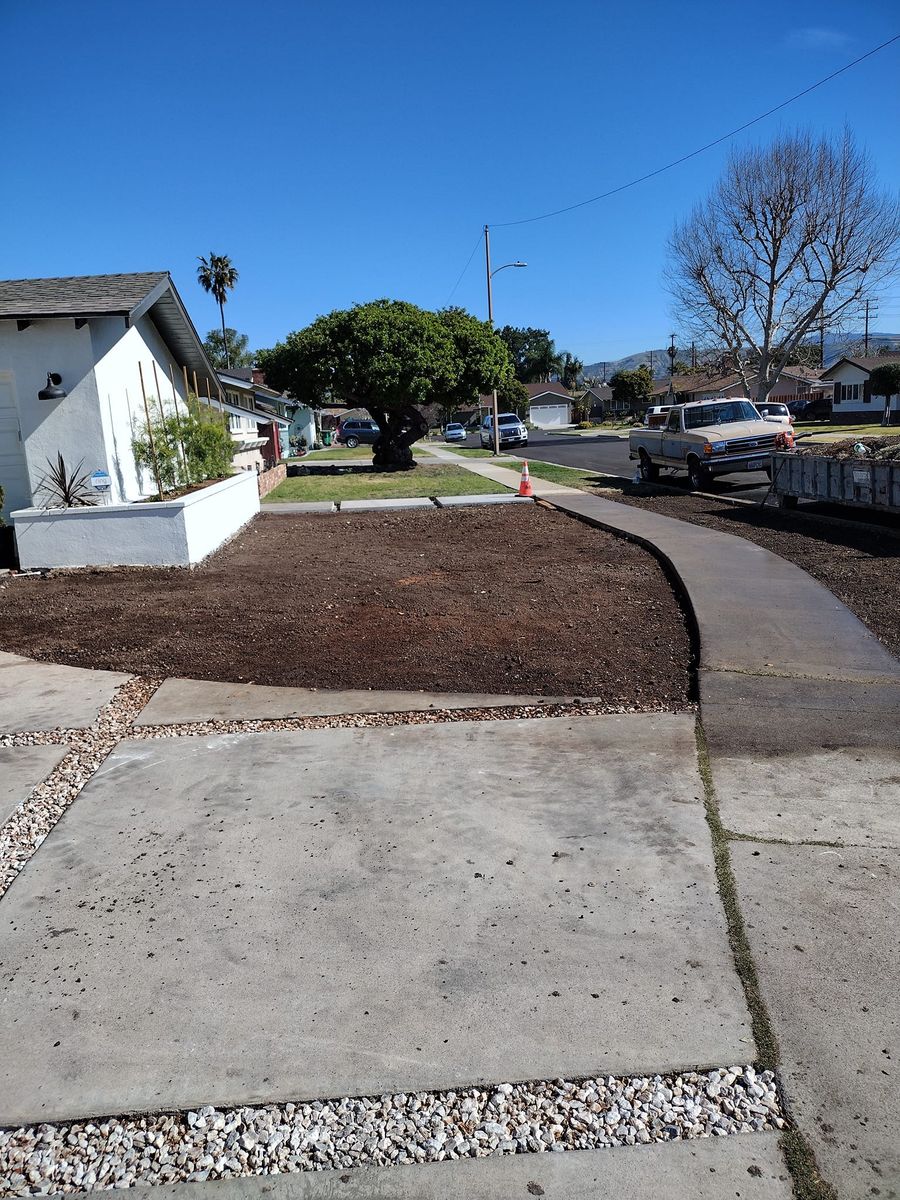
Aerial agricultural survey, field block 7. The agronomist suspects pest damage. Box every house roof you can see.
[0,271,221,397]
[0,272,170,319]
[525,382,570,399]
[580,385,612,400]
[820,353,900,378]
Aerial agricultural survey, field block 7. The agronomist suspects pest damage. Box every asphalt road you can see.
[465,430,775,501]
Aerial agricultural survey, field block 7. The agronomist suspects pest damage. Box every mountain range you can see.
[583,331,900,381]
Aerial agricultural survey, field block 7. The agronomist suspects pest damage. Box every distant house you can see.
[579,384,615,419]
[652,367,832,408]
[218,369,291,470]
[820,354,900,425]
[0,272,222,519]
[525,382,572,428]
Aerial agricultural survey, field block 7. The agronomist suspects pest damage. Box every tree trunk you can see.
[220,301,230,370]
[369,404,428,471]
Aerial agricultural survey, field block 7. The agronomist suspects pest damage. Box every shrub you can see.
[133,396,234,496]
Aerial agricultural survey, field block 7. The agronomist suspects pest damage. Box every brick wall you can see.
[257,463,286,498]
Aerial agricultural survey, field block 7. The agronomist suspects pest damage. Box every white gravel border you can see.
[0,1066,782,1195]
[0,678,159,901]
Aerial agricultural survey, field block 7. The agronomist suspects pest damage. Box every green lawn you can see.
[264,464,511,503]
[795,422,892,440]
[525,461,610,487]
[439,445,515,458]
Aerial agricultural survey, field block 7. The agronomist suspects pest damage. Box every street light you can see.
[484,224,527,455]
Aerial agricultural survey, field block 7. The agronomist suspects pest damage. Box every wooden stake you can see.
[165,362,189,481]
[138,362,164,500]
[183,364,192,414]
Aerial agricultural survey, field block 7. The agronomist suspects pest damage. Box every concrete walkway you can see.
[437,449,900,1196]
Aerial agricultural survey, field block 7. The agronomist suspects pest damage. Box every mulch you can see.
[598,486,900,656]
[0,506,693,704]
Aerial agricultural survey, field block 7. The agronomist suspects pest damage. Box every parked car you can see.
[444,422,467,442]
[629,398,793,490]
[481,412,528,449]
[336,418,380,448]
[754,401,793,426]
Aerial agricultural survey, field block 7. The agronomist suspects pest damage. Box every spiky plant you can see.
[37,454,97,508]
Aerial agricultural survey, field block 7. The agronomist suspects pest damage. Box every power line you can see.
[445,230,485,306]
[490,33,900,228]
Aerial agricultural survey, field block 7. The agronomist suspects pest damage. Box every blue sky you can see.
[2,0,899,363]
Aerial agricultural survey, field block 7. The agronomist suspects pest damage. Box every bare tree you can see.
[667,131,900,402]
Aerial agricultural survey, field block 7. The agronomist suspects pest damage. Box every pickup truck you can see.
[629,398,793,490]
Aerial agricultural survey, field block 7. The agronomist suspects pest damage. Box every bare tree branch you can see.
[666,130,900,401]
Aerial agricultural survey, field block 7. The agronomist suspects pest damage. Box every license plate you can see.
[746,457,765,470]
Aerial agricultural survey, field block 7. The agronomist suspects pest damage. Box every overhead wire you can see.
[488,33,900,228]
[445,230,485,306]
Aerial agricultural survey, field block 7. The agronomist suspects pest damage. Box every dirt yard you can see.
[0,506,693,704]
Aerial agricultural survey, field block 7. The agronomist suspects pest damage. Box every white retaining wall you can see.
[11,472,259,569]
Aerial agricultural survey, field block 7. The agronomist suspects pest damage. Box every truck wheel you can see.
[638,450,659,482]
[687,457,711,491]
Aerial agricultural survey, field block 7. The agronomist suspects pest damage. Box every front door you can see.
[0,372,33,520]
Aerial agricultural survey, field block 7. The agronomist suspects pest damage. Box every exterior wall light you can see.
[38,372,67,401]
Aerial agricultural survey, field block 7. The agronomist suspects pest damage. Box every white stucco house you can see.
[0,272,225,520]
[820,354,900,425]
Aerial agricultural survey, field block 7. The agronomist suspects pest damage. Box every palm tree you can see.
[197,253,239,369]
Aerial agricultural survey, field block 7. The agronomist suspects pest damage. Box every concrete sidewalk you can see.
[440,449,900,1196]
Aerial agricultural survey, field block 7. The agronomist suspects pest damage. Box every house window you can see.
[839,383,861,403]
[228,413,242,432]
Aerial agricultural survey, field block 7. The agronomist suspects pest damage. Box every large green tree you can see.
[498,326,562,383]
[609,364,653,415]
[197,253,239,369]
[203,327,253,370]
[257,300,512,469]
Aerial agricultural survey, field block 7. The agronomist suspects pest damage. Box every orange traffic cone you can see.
[518,459,533,497]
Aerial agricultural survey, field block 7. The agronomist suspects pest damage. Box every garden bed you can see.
[0,506,693,703]
[10,472,260,569]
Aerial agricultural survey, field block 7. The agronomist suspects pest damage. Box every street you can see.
[467,429,774,501]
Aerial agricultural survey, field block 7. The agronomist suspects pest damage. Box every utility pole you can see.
[484,225,500,456]
[649,349,654,376]
[865,300,871,355]
[819,315,826,368]
[667,332,677,377]
[691,340,696,370]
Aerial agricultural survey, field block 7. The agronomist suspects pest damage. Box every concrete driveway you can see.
[0,656,787,1196]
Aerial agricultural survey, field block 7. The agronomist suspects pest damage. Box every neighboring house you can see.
[524,382,572,427]
[654,367,832,407]
[820,354,900,425]
[218,368,293,466]
[0,272,223,519]
[579,384,615,419]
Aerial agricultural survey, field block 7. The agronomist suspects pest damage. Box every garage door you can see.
[0,373,32,520]
[529,403,569,428]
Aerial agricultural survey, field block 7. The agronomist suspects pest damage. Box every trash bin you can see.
[323,431,333,447]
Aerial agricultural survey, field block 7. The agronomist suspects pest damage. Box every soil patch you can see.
[593,485,900,655]
[0,507,693,702]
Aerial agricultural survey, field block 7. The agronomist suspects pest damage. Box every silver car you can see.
[481,412,528,449]
[444,422,467,442]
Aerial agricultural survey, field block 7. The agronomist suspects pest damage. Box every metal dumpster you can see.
[770,450,900,513]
